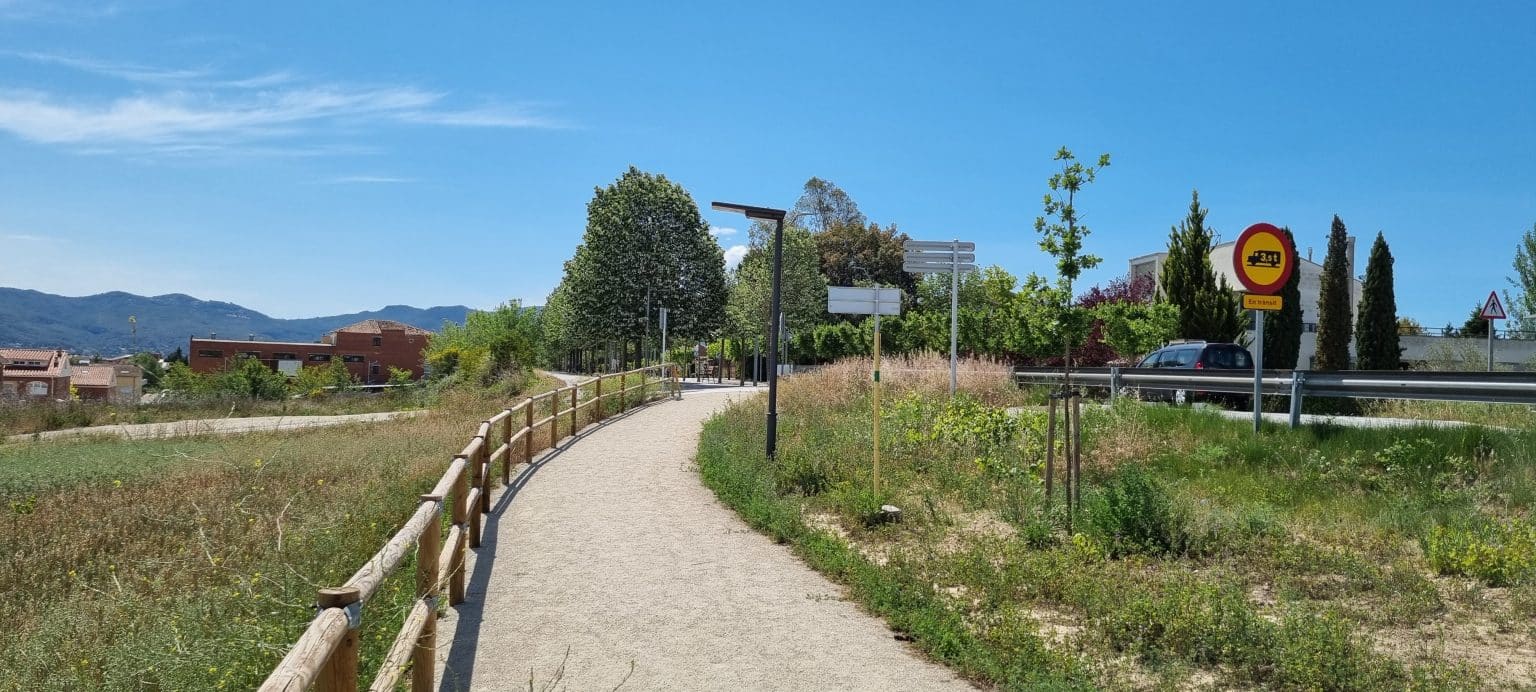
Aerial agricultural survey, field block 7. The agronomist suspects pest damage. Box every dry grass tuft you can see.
[780,352,1018,411]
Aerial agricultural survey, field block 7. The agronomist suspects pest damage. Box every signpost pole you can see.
[873,310,882,499]
[950,239,959,396]
[1253,310,1265,433]
[1488,321,1495,372]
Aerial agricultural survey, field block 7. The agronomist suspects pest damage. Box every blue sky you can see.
[0,2,1532,327]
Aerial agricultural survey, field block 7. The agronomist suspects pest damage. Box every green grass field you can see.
[697,358,1536,690]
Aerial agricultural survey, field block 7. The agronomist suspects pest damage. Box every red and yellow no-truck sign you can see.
[1232,222,1295,301]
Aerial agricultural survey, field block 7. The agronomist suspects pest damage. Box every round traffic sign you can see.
[1231,222,1294,295]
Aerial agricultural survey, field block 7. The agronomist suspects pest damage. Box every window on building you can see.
[238,351,262,359]
[372,336,383,347]
[370,364,380,376]
[197,349,224,358]
[307,354,332,362]
[342,355,365,363]
[273,352,298,360]
[26,381,48,396]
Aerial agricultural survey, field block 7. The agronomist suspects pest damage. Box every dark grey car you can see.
[1134,342,1253,405]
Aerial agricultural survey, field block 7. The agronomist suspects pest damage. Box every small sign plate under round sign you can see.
[1242,294,1283,311]
[1232,222,1295,295]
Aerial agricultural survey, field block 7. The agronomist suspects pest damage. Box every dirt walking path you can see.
[436,388,969,691]
[5,410,427,443]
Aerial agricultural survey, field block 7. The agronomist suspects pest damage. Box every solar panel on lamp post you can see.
[711,201,788,459]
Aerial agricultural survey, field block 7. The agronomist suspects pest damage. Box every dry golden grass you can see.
[781,352,1020,410]
[0,368,668,690]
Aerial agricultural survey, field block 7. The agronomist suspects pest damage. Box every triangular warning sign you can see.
[1480,291,1507,320]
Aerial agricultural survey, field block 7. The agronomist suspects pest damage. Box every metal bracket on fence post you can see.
[1109,366,1121,403]
[1288,370,1306,429]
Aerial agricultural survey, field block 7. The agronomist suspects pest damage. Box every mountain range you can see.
[0,288,470,355]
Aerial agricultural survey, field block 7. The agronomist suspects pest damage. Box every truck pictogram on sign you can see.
[1246,250,1282,268]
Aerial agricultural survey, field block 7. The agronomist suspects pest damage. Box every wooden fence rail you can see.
[258,364,680,692]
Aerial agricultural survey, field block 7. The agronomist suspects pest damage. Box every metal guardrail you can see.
[1014,367,1536,426]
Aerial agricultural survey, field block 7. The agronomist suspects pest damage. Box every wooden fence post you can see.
[595,375,603,420]
[450,464,468,605]
[460,453,481,549]
[501,408,513,485]
[476,432,491,515]
[524,397,534,465]
[570,385,578,434]
[315,586,362,692]
[618,372,626,412]
[552,390,562,444]
[414,495,442,692]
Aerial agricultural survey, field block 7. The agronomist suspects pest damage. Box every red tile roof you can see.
[70,364,117,388]
[0,349,68,378]
[328,319,433,336]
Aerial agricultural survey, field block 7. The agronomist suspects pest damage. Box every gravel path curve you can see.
[436,388,970,691]
[5,410,427,443]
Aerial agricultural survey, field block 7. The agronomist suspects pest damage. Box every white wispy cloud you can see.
[709,226,738,237]
[724,244,748,269]
[0,51,564,156]
[2,232,49,242]
[0,0,123,22]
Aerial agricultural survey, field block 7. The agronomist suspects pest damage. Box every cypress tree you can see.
[1263,227,1304,369]
[1354,232,1400,370]
[1314,215,1354,371]
[1160,191,1241,341]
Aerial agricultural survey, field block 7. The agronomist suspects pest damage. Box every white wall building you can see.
[1128,238,1362,368]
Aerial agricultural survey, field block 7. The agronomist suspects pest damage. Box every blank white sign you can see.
[827,286,902,315]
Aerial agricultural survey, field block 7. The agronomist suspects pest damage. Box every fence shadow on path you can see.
[436,396,669,690]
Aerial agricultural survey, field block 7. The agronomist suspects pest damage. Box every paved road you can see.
[5,410,427,443]
[436,387,968,691]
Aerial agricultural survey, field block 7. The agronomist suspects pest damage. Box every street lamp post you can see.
[712,201,787,458]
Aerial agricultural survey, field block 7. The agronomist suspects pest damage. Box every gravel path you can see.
[5,410,427,443]
[436,388,969,691]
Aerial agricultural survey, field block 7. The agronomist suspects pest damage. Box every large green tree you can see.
[563,167,727,360]
[727,224,827,344]
[789,177,866,232]
[1354,232,1401,370]
[1262,227,1305,369]
[1508,223,1536,334]
[814,221,916,297]
[1314,216,1354,371]
[1159,191,1241,341]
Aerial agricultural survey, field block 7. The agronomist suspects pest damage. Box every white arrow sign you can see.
[905,262,976,274]
[904,240,975,252]
[1481,290,1507,320]
[828,286,902,316]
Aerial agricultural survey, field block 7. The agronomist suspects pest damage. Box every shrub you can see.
[1084,466,1178,556]
[1425,522,1536,587]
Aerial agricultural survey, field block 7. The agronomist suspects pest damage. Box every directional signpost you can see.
[1232,223,1295,433]
[828,286,902,504]
[903,239,976,395]
[1481,290,1507,372]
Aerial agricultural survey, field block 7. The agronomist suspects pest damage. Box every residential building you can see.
[0,348,73,400]
[188,320,432,384]
[1129,237,1364,368]
[72,363,144,403]
[321,319,432,382]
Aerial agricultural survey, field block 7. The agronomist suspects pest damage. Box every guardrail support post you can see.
[1288,370,1306,429]
[1109,366,1121,403]
[315,586,362,692]
[414,495,442,692]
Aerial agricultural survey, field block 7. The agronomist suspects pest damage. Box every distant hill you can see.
[0,288,470,355]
